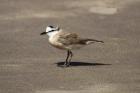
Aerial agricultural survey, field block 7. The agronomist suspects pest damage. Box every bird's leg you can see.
[64,50,70,67]
[68,50,73,66]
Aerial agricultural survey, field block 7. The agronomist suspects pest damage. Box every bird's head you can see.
[40,25,60,36]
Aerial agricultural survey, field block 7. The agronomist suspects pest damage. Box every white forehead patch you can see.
[46,26,54,32]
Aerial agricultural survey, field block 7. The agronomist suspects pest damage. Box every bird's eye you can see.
[47,30,55,33]
[49,26,54,28]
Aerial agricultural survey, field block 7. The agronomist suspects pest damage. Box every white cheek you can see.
[47,32,52,37]
[47,31,58,37]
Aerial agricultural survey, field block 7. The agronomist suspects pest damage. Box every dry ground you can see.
[0,0,140,93]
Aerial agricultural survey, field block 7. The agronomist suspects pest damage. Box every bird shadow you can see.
[56,61,111,67]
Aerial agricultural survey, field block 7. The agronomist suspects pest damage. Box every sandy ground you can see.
[0,0,140,93]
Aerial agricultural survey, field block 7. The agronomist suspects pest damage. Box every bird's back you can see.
[49,31,103,50]
[57,31,79,45]
[49,31,82,50]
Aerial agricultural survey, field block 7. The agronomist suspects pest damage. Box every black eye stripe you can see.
[47,30,56,33]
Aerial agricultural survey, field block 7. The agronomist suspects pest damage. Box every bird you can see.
[40,25,104,67]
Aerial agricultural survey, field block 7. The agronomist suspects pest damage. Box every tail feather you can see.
[88,39,104,43]
[79,39,104,45]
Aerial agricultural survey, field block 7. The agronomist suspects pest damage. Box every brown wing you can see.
[57,31,79,45]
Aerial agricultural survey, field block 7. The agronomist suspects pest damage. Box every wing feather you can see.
[57,31,79,45]
[56,31,104,46]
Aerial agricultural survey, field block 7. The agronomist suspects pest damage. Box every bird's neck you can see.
[47,31,59,37]
[47,29,62,37]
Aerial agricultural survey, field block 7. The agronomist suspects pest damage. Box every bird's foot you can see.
[63,63,70,68]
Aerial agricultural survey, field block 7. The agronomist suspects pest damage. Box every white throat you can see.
[47,31,59,37]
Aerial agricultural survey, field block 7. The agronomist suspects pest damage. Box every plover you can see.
[40,25,104,67]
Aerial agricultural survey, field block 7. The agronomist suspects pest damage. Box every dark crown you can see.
[48,25,54,28]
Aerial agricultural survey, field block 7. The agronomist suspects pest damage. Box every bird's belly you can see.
[49,41,84,50]
[67,44,84,50]
[50,43,66,50]
[49,39,66,50]
[49,37,84,50]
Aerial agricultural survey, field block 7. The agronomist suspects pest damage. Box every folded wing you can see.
[57,31,79,45]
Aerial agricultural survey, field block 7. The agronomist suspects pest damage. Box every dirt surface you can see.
[0,0,140,93]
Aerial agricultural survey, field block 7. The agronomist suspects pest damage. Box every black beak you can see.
[40,32,47,35]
